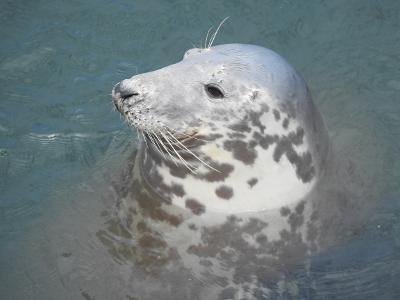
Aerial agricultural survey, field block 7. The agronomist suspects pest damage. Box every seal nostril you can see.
[114,83,140,100]
[121,92,139,101]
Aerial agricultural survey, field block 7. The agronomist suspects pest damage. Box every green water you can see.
[1,0,400,299]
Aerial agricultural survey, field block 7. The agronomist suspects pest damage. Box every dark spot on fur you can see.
[249,111,266,133]
[273,128,314,182]
[249,140,257,148]
[288,127,304,145]
[185,198,205,215]
[294,152,315,182]
[224,140,257,165]
[219,287,237,300]
[243,218,268,234]
[282,117,289,129]
[253,132,277,150]
[273,138,291,162]
[146,171,174,202]
[276,230,307,264]
[247,177,258,188]
[256,234,268,245]
[199,162,234,182]
[280,229,292,241]
[188,223,198,231]
[250,90,259,101]
[135,182,182,226]
[199,259,213,267]
[227,214,242,223]
[273,109,281,121]
[288,211,304,230]
[280,206,291,217]
[171,183,185,197]
[228,122,251,133]
[137,221,152,233]
[164,159,191,179]
[295,200,306,215]
[139,234,167,248]
[61,252,72,258]
[215,185,233,200]
[228,132,246,139]
[81,291,95,300]
[208,133,224,140]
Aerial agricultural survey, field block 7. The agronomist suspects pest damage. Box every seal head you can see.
[112,44,329,214]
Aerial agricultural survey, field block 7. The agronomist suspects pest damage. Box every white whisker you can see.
[148,132,166,159]
[166,130,220,173]
[204,26,213,49]
[160,131,197,173]
[154,132,179,167]
[135,128,142,145]
[208,17,229,48]
[140,130,149,149]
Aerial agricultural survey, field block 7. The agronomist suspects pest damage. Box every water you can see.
[1,0,399,299]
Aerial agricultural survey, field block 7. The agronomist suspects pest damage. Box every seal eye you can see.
[205,84,224,99]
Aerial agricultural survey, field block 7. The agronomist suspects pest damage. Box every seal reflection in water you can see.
[104,44,331,299]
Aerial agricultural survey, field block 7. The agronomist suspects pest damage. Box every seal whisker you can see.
[208,17,229,48]
[165,129,220,173]
[148,132,164,157]
[139,130,149,149]
[204,26,214,49]
[148,132,167,159]
[159,131,197,173]
[153,131,181,167]
[151,132,169,160]
[135,127,142,145]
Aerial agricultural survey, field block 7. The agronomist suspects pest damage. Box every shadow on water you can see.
[1,0,400,299]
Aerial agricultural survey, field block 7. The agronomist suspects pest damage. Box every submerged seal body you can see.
[106,44,331,298]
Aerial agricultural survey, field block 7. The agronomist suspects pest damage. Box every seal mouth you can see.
[112,84,201,151]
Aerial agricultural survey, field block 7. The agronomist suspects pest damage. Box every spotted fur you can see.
[107,44,331,299]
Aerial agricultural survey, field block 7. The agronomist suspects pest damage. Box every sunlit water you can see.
[1,0,400,299]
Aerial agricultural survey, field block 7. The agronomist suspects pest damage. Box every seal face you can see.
[112,44,329,214]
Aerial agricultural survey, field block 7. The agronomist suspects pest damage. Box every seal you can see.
[105,44,332,299]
